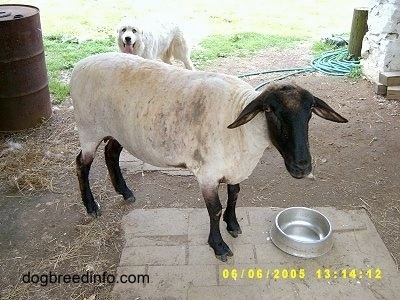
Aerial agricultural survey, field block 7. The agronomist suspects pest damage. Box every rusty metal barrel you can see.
[0,5,52,131]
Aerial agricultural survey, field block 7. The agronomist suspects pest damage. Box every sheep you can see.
[70,52,348,262]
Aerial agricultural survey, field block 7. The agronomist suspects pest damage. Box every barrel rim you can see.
[0,4,40,22]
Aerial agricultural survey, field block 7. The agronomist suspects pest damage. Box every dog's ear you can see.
[116,24,121,34]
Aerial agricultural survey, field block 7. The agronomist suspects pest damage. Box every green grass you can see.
[312,41,339,56]
[348,65,363,78]
[192,33,303,65]
[44,35,116,103]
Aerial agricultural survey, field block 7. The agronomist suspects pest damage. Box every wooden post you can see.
[348,8,369,58]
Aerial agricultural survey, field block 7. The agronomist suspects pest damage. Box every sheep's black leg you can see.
[104,138,135,202]
[223,184,242,238]
[202,186,233,262]
[76,151,101,217]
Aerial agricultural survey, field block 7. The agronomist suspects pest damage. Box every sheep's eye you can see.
[264,106,272,113]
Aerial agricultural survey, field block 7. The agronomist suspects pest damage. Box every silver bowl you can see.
[270,207,333,258]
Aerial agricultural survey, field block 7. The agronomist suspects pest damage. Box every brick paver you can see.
[112,207,399,300]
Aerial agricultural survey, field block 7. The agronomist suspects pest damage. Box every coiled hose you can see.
[238,47,360,90]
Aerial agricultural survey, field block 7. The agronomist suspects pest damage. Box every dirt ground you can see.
[1,44,399,299]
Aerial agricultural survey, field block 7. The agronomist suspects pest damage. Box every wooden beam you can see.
[379,71,400,86]
[348,8,368,58]
[387,86,400,100]
[373,82,387,95]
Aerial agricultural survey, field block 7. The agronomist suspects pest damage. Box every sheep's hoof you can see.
[89,210,102,218]
[209,237,234,262]
[124,195,136,203]
[122,190,136,202]
[215,249,234,262]
[87,201,102,218]
[227,228,242,238]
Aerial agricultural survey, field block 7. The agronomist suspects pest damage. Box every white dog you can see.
[116,17,194,70]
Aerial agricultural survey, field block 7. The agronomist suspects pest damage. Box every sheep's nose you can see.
[284,158,312,179]
[297,159,310,168]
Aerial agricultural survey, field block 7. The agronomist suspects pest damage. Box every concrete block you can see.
[143,265,217,297]
[119,150,192,176]
[387,85,400,100]
[246,206,278,226]
[125,234,188,247]
[113,207,400,299]
[231,243,257,264]
[122,208,192,235]
[188,245,226,265]
[373,82,387,95]
[255,242,299,264]
[379,71,400,86]
[187,209,210,235]
[188,286,263,299]
[234,225,270,245]
[316,207,367,232]
[120,245,187,266]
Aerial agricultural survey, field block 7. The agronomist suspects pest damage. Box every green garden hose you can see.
[311,48,359,76]
[238,47,360,90]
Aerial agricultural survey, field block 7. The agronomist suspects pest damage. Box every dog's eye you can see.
[132,29,137,33]
[121,27,126,33]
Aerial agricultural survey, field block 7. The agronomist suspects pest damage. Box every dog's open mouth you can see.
[123,42,135,54]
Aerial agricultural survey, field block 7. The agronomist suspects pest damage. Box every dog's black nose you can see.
[125,36,131,43]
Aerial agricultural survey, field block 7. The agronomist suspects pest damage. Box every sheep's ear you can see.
[227,99,265,129]
[312,96,348,123]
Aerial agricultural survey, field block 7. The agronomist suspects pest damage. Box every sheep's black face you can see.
[227,83,348,179]
[264,88,313,179]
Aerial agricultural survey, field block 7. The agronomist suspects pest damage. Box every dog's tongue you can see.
[123,44,134,54]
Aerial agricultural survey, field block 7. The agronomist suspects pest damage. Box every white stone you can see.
[361,0,400,82]
[368,3,400,34]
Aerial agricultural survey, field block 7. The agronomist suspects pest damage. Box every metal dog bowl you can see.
[270,207,333,258]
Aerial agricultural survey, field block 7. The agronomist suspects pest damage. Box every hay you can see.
[0,105,79,194]
[1,201,128,300]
